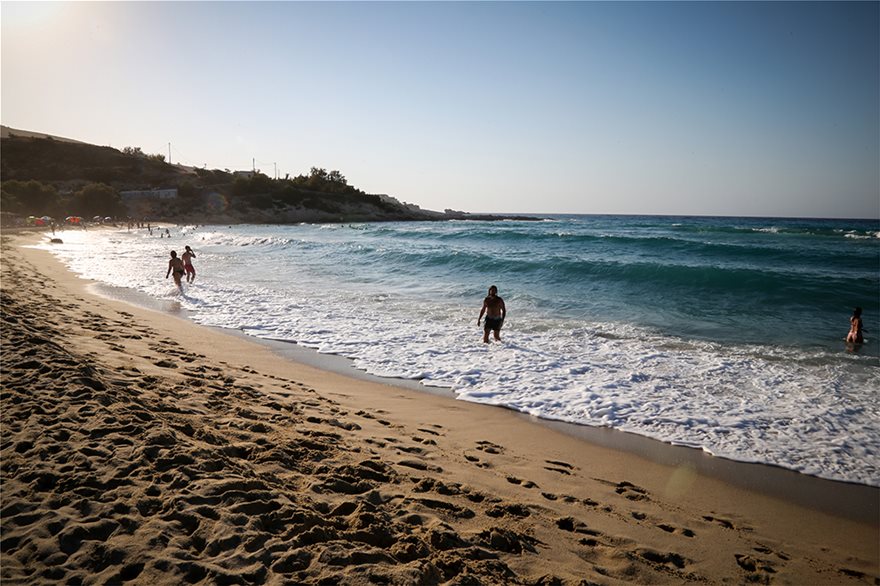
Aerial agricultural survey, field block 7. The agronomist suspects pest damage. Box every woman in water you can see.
[846,307,864,344]
[182,245,196,283]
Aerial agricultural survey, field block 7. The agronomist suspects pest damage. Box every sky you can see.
[2,1,878,218]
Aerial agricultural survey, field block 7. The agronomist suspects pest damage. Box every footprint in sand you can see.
[838,567,880,583]
[657,523,696,537]
[702,514,745,531]
[475,440,504,455]
[398,445,429,456]
[475,527,541,554]
[506,476,539,489]
[556,517,602,537]
[735,552,778,578]
[413,497,475,519]
[752,544,790,561]
[615,481,650,501]
[485,503,530,519]
[463,452,492,469]
[397,459,443,473]
[639,549,690,571]
[415,424,443,436]
[544,459,576,475]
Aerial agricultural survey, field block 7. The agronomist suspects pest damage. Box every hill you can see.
[1,128,538,224]
[1,128,194,187]
[1,125,86,143]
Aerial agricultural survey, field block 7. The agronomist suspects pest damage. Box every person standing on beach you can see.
[478,285,506,343]
[846,307,864,344]
[182,245,197,283]
[165,250,186,292]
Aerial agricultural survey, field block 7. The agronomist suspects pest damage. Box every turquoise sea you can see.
[42,215,880,486]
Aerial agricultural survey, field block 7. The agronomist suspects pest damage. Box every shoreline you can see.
[89,272,878,524]
[215,325,880,525]
[3,231,878,584]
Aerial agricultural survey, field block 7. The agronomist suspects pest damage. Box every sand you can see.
[1,231,878,585]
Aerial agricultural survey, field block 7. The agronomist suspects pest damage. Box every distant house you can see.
[233,170,256,179]
[119,188,178,201]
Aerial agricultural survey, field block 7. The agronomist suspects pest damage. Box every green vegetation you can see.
[230,167,402,215]
[1,180,60,216]
[1,136,179,185]
[1,179,126,219]
[123,146,166,163]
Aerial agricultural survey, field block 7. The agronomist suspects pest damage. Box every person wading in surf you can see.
[182,245,197,283]
[478,285,507,344]
[846,306,864,344]
[165,250,186,293]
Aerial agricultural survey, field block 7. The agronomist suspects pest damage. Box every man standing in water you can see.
[478,285,506,343]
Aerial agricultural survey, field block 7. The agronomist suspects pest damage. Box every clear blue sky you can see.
[2,1,878,218]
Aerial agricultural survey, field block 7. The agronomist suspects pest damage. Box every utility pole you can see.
[168,142,171,164]
[274,162,277,180]
[253,158,255,173]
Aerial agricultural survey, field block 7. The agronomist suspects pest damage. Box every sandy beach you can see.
[2,231,878,585]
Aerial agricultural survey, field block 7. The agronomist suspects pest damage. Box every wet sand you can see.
[2,232,878,585]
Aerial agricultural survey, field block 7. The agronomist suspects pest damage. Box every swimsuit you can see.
[484,317,503,331]
[183,252,195,274]
[848,318,863,343]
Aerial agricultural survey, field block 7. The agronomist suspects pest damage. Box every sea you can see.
[36,215,880,487]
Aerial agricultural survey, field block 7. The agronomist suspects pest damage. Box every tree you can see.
[328,170,347,185]
[304,167,351,192]
[70,183,123,217]
[178,181,199,200]
[232,173,273,197]
[0,180,60,215]
[123,146,144,156]
[0,185,22,214]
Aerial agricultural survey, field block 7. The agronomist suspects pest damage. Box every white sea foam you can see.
[34,223,880,487]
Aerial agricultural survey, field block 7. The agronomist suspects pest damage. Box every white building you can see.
[120,188,178,201]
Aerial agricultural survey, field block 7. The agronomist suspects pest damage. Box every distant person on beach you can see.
[846,307,864,344]
[478,285,506,343]
[182,245,196,283]
[165,250,186,292]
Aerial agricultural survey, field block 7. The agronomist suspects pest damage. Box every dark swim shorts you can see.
[484,317,503,331]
